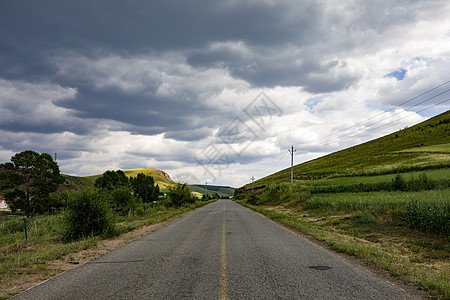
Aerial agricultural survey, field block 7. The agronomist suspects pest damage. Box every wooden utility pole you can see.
[288,145,296,184]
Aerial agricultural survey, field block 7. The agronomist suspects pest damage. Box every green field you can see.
[398,142,450,153]
[294,168,450,187]
[237,111,450,298]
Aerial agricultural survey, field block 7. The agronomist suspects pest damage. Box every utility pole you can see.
[251,176,255,192]
[288,145,296,184]
[205,181,208,198]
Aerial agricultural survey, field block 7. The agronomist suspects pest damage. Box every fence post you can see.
[23,218,28,241]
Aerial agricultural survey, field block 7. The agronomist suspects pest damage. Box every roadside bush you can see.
[246,193,260,205]
[62,188,116,242]
[106,187,141,215]
[233,189,246,200]
[167,183,194,207]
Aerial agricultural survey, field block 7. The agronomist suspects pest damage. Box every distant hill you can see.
[246,110,450,189]
[122,168,174,189]
[62,167,175,191]
[188,184,235,198]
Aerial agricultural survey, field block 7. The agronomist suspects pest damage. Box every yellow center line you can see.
[220,202,229,300]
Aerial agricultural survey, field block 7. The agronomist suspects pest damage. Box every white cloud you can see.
[0,79,77,132]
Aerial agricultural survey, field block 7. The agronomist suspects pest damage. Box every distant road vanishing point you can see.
[14,200,421,299]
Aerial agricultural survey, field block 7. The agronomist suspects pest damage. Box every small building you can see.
[0,196,8,211]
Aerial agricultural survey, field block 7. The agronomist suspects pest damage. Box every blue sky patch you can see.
[385,68,407,80]
[305,96,326,111]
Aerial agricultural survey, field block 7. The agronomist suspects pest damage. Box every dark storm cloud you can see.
[164,128,214,142]
[0,0,325,85]
[0,0,448,140]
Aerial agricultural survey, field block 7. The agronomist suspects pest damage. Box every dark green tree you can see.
[94,170,129,191]
[107,186,141,215]
[0,150,64,216]
[167,183,194,207]
[130,173,160,203]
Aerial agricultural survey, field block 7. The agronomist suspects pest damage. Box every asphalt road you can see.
[14,199,420,299]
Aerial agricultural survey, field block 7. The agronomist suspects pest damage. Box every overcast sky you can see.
[1,0,449,187]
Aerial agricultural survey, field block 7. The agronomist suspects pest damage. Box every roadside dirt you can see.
[1,216,182,299]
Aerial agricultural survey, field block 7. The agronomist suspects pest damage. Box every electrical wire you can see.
[267,150,289,175]
[306,84,450,148]
[307,81,450,144]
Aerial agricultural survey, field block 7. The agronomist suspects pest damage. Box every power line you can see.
[267,81,449,177]
[306,85,450,148]
[267,150,289,175]
[362,98,449,134]
[306,81,450,146]
[311,98,449,149]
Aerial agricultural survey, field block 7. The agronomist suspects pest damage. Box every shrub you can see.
[106,187,141,215]
[233,189,246,200]
[62,188,116,241]
[167,183,194,207]
[392,174,407,191]
[247,193,259,205]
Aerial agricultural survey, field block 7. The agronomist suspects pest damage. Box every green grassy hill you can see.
[248,110,449,189]
[63,167,175,191]
[122,168,174,189]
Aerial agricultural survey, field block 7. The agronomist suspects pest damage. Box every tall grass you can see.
[0,215,64,247]
[257,183,309,206]
[306,190,449,235]
[404,199,449,235]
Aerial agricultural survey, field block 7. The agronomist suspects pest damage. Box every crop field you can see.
[238,168,449,298]
[300,168,450,187]
[398,142,450,153]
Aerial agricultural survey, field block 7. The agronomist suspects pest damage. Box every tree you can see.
[107,186,141,215]
[167,183,194,207]
[130,173,160,203]
[94,170,129,191]
[0,150,64,216]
